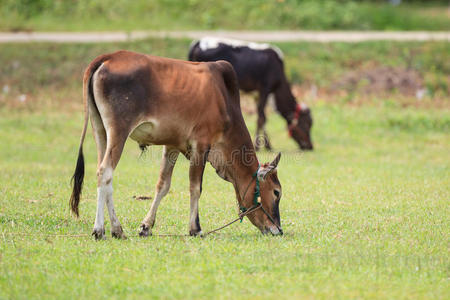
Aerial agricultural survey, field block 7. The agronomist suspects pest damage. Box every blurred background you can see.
[0,0,449,112]
[1,0,449,31]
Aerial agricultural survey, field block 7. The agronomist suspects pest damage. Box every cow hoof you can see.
[111,226,127,239]
[189,229,203,237]
[139,224,152,237]
[92,228,105,240]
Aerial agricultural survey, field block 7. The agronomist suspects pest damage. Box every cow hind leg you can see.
[263,128,272,151]
[93,130,128,240]
[139,146,179,237]
[90,108,107,239]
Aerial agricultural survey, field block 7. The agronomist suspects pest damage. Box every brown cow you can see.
[70,50,283,239]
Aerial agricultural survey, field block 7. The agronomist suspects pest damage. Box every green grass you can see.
[1,0,450,31]
[0,103,449,299]
[0,39,449,298]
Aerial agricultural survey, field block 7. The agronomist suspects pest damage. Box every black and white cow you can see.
[188,37,313,150]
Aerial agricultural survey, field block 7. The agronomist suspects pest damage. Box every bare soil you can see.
[332,66,424,96]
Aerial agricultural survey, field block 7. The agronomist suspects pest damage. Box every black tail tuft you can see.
[70,146,85,217]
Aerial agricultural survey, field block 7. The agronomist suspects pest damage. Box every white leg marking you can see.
[105,184,120,228]
[93,186,106,236]
[93,166,113,238]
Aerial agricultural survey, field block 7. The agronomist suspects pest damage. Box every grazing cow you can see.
[70,50,283,239]
[188,37,313,151]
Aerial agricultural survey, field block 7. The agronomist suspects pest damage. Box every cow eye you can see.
[273,190,280,198]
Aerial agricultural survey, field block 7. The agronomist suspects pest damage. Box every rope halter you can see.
[288,103,305,137]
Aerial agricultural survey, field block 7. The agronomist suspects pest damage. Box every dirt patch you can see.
[332,66,424,97]
[133,195,152,201]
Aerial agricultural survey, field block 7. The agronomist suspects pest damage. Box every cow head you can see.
[245,153,283,235]
[289,103,313,150]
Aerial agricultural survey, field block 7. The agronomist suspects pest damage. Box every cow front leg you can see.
[188,144,209,236]
[140,146,179,237]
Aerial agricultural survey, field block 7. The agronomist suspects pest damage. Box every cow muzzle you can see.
[262,225,283,236]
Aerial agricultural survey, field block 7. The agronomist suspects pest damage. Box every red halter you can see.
[288,103,303,137]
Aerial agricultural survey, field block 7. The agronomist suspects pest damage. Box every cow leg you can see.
[91,110,107,240]
[93,130,127,240]
[188,143,209,236]
[139,146,179,237]
[263,128,272,151]
[255,90,272,151]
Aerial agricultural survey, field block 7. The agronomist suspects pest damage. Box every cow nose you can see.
[301,143,313,151]
[268,226,283,236]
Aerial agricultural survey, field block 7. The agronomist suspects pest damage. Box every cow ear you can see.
[257,153,281,181]
[270,152,281,168]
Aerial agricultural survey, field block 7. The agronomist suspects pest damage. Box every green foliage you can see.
[0,0,449,31]
[1,39,448,103]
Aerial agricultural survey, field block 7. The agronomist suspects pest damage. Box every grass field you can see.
[1,0,450,32]
[0,39,449,299]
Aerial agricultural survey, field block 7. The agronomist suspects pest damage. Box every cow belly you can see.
[129,120,189,149]
[129,122,157,145]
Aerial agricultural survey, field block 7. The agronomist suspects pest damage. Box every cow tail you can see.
[70,58,105,217]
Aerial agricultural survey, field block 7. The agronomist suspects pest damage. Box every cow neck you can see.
[229,150,260,209]
[221,111,261,209]
[273,81,298,123]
